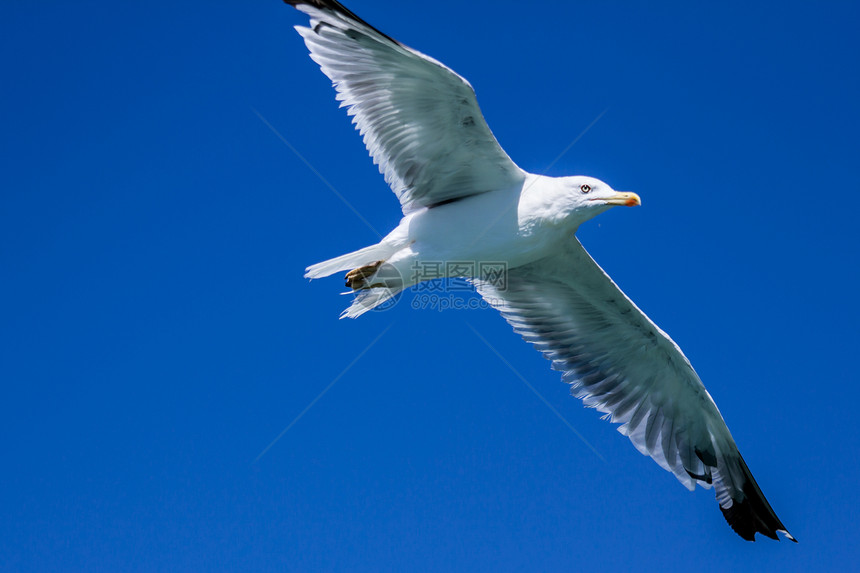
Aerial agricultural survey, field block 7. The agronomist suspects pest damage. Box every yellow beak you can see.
[603,192,641,207]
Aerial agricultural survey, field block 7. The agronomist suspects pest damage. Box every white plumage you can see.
[294,3,523,213]
[284,0,795,542]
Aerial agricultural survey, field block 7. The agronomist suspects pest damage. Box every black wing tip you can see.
[282,0,356,18]
[720,454,796,543]
[282,0,402,46]
[720,503,798,543]
[283,0,337,8]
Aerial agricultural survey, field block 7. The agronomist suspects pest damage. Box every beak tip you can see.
[607,192,641,207]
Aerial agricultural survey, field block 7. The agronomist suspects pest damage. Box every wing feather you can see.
[286,0,524,212]
[474,239,795,541]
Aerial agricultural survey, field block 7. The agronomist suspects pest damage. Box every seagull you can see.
[283,0,795,542]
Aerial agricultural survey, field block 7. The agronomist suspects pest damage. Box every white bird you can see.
[284,0,795,542]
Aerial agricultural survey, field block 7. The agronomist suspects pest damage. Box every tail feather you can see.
[305,243,395,279]
[307,244,406,318]
[341,285,404,319]
[341,261,405,318]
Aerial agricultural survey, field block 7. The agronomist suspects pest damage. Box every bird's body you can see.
[312,173,633,317]
[283,0,795,542]
[336,176,592,289]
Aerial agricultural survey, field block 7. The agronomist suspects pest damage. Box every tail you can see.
[306,243,405,319]
[340,283,404,318]
[340,260,405,319]
[305,243,396,279]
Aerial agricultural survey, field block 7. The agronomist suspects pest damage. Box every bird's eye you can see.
[580,184,591,193]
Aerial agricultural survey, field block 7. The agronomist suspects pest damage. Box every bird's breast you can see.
[402,187,568,277]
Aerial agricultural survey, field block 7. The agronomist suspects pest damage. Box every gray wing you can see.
[286,0,525,213]
[474,239,795,542]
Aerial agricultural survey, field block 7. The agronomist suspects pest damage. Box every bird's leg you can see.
[345,260,385,290]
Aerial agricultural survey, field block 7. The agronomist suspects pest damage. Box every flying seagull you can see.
[283,0,795,542]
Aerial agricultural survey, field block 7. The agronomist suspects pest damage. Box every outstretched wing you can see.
[474,239,795,542]
[285,0,525,213]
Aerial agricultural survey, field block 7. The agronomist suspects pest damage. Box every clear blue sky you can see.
[2,1,859,571]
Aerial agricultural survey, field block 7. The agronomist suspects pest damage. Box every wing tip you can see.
[720,454,795,543]
[720,502,798,543]
[282,0,324,7]
[282,0,403,47]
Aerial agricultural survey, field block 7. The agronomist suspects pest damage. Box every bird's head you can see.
[566,175,641,209]
[519,174,641,231]
[551,176,641,228]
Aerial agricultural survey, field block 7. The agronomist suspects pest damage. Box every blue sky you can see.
[2,0,859,571]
